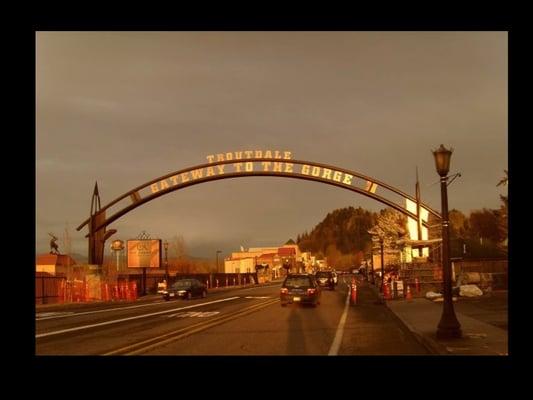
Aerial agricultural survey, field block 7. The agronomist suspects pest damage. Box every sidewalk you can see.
[385,296,508,355]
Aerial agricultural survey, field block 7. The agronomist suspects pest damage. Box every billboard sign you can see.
[127,239,161,268]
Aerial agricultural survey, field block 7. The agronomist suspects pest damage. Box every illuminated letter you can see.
[284,151,292,160]
[333,171,342,182]
[255,150,263,158]
[206,155,215,163]
[342,174,353,185]
[301,164,310,175]
[217,165,225,174]
[150,183,159,193]
[225,152,233,161]
[234,152,243,160]
[244,151,253,158]
[274,150,282,159]
[311,166,321,177]
[322,168,332,179]
[365,181,378,193]
[216,153,225,162]
[160,179,170,190]
[264,150,272,158]
[206,167,216,177]
[191,169,204,180]
[262,161,271,171]
[285,163,294,173]
[273,162,283,172]
[233,163,243,172]
[181,172,190,182]
[169,175,179,185]
[245,162,253,172]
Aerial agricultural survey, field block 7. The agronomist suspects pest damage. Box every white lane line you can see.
[36,300,167,321]
[36,312,75,318]
[37,284,279,321]
[328,289,351,356]
[166,311,220,318]
[36,297,240,338]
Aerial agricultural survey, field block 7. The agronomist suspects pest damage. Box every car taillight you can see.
[307,288,316,295]
[280,288,289,294]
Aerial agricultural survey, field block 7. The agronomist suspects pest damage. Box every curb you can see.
[383,306,450,355]
[364,282,449,355]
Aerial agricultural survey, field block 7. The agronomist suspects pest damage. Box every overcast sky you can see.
[36,31,507,259]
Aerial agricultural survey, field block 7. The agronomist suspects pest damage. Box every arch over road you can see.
[77,156,441,264]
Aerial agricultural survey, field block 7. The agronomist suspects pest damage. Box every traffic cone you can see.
[59,280,65,304]
[384,283,392,300]
[406,285,413,300]
[350,282,357,305]
[131,282,137,300]
[415,278,420,293]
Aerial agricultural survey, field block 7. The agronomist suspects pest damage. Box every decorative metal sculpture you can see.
[49,233,60,254]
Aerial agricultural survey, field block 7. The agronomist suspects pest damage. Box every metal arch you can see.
[77,158,441,234]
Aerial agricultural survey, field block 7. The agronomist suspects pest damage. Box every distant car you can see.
[157,281,168,294]
[162,279,207,301]
[315,271,336,290]
[280,274,321,307]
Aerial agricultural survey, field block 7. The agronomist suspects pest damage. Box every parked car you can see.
[315,271,336,290]
[162,279,207,301]
[280,274,321,307]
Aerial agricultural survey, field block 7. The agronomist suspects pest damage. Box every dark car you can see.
[162,279,207,301]
[280,274,321,307]
[315,271,335,290]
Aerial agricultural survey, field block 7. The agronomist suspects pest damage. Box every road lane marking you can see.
[36,284,280,321]
[35,297,240,338]
[105,298,280,355]
[328,289,351,356]
[36,300,168,320]
[167,311,220,318]
[36,312,75,318]
[244,296,271,299]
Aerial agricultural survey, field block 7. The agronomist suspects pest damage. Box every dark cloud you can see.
[36,32,507,258]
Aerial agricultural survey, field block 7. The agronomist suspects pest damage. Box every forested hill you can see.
[296,206,377,258]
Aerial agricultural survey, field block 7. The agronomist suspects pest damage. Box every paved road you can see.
[35,277,428,355]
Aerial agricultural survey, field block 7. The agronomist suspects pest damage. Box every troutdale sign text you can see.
[150,150,377,194]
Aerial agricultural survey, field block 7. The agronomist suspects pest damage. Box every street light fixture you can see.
[164,240,169,283]
[432,144,462,339]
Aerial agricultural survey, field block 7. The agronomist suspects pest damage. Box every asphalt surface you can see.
[35,277,429,355]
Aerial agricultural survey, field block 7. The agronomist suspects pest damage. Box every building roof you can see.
[278,247,296,256]
[36,254,77,266]
[258,252,277,260]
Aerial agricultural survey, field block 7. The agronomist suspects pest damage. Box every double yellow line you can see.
[104,298,279,355]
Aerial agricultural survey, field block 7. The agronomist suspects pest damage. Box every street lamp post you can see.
[164,240,169,283]
[380,238,385,293]
[370,247,375,284]
[216,250,222,273]
[433,144,462,339]
[213,250,221,288]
